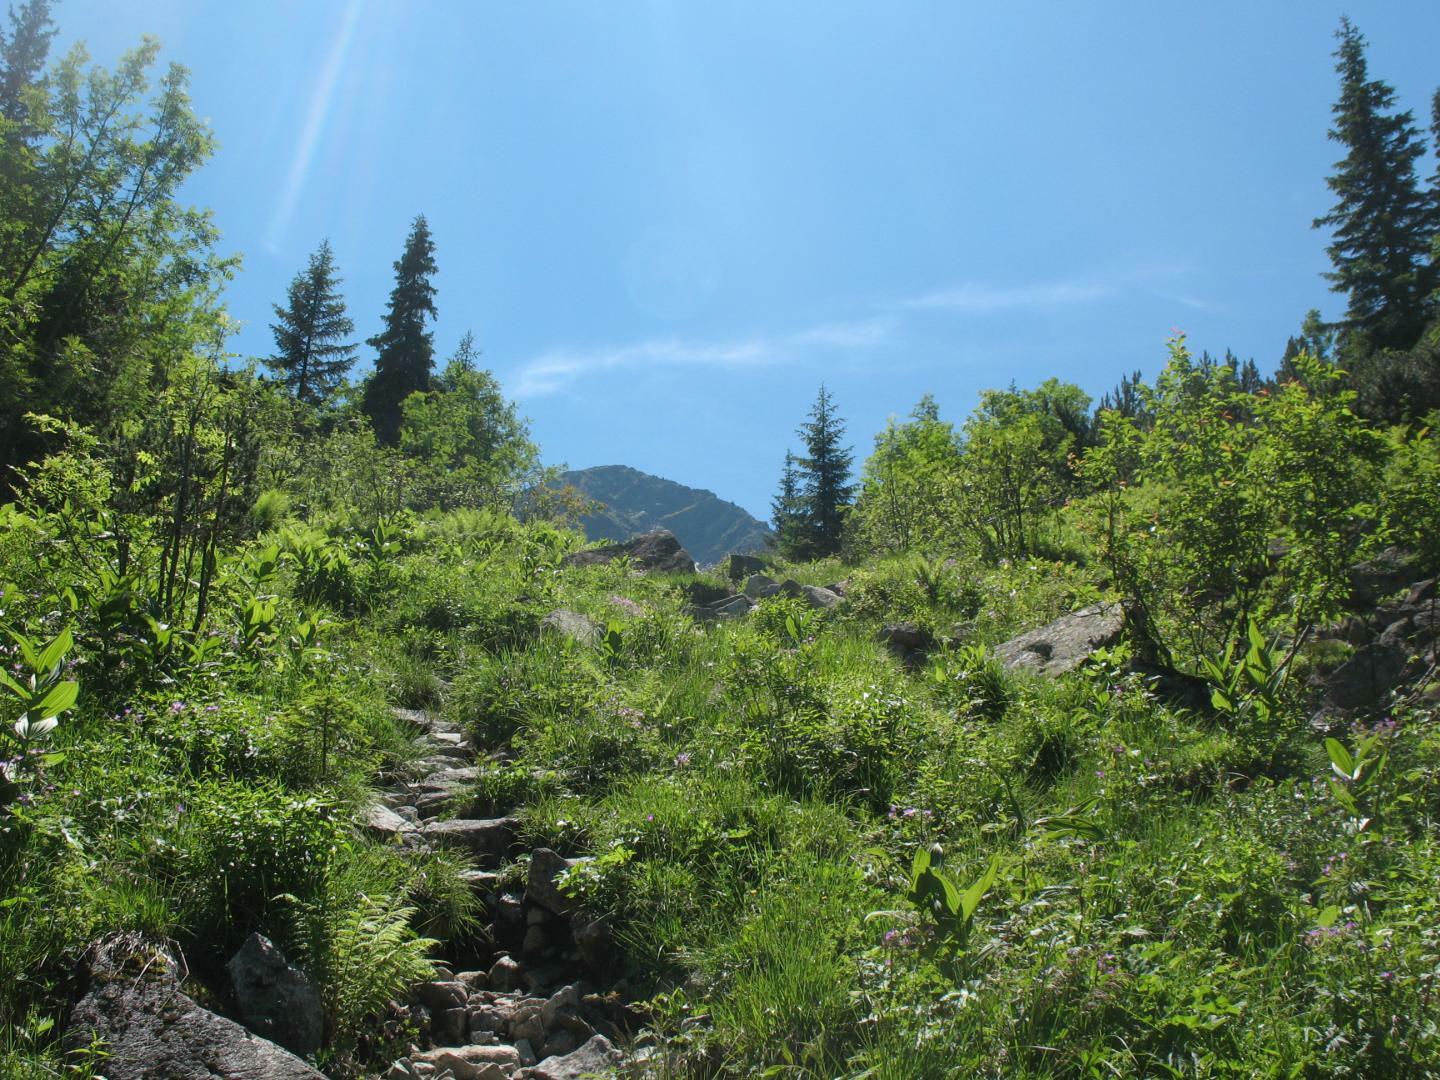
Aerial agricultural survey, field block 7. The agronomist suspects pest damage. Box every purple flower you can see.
[673,752,692,768]
[170,701,185,713]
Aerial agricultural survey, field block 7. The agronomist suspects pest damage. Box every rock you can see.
[541,609,603,647]
[415,979,468,1013]
[65,934,325,1080]
[455,969,489,991]
[523,924,548,954]
[366,803,419,837]
[994,603,1125,678]
[800,585,843,610]
[1347,547,1423,608]
[527,847,590,917]
[422,816,518,867]
[458,869,500,897]
[683,580,736,606]
[514,1038,539,1067]
[743,574,781,600]
[727,553,767,581]
[412,1045,522,1080]
[541,1030,579,1058]
[226,933,324,1057]
[542,984,595,1039]
[418,766,482,787]
[510,1003,545,1044]
[702,594,754,621]
[877,622,933,653]
[488,954,524,993]
[562,529,696,574]
[519,1034,623,1079]
[824,580,850,597]
[572,916,614,968]
[1325,643,1410,708]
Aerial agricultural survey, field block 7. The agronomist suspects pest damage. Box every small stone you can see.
[523,925,547,954]
[384,1060,417,1080]
[572,916,614,968]
[513,1038,538,1067]
[527,848,591,917]
[743,574,780,600]
[522,1034,623,1080]
[455,970,489,991]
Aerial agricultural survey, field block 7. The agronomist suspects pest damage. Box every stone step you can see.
[422,816,520,866]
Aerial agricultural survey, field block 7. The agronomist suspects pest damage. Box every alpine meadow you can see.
[4,4,1440,1079]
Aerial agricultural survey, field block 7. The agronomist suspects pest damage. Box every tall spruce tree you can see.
[363,214,438,445]
[0,0,55,129]
[770,450,805,557]
[795,384,855,559]
[1313,18,1437,353]
[265,239,355,408]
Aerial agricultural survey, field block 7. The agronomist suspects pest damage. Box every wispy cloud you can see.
[513,315,897,397]
[900,278,1114,312]
[265,0,365,252]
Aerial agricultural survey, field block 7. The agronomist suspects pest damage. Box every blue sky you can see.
[59,1,1440,519]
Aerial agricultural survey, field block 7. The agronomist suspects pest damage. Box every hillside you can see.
[560,465,771,566]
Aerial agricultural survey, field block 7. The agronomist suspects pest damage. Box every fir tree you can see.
[1313,18,1437,353]
[769,450,805,557]
[795,384,855,559]
[265,239,356,408]
[0,0,56,129]
[363,214,438,445]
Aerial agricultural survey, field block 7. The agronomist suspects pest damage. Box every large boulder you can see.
[562,530,696,574]
[65,934,325,1080]
[423,816,519,867]
[226,933,324,1057]
[995,603,1125,678]
[527,847,590,917]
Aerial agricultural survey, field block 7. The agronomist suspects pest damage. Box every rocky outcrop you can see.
[1313,553,1438,715]
[560,465,771,567]
[227,933,325,1057]
[994,603,1126,678]
[65,934,325,1080]
[561,529,696,575]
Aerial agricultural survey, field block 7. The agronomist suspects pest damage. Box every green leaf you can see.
[1325,738,1356,780]
[1316,904,1341,928]
[959,854,1000,920]
[7,629,36,669]
[1328,779,1359,816]
[36,627,73,673]
[34,680,78,719]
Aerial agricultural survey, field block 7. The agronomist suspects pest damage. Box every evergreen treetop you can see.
[1313,17,1437,353]
[363,213,438,445]
[795,384,855,559]
[266,238,356,408]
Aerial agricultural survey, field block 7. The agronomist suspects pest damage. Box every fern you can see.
[296,889,437,1048]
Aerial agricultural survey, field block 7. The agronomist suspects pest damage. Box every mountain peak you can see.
[560,465,771,566]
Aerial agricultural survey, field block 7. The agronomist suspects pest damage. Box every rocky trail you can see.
[365,707,632,1080]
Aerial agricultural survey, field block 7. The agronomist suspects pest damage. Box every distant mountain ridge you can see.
[560,465,772,566]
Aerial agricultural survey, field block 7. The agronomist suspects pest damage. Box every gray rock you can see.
[1348,547,1423,608]
[510,1003,545,1044]
[66,934,325,1080]
[877,622,933,652]
[541,609,604,647]
[994,603,1125,678]
[800,585,843,610]
[541,1029,578,1059]
[527,847,590,917]
[523,924,548,954]
[520,1034,623,1079]
[727,553,767,581]
[422,816,518,867]
[412,1045,522,1080]
[514,1037,539,1067]
[415,979,468,1013]
[572,916,614,968]
[226,933,324,1057]
[561,529,697,574]
[705,594,754,620]
[366,803,419,837]
[743,574,781,600]
[488,954,524,993]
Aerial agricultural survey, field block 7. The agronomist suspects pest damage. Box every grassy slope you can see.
[2,515,1438,1077]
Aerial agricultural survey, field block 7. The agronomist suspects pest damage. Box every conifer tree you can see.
[0,0,56,129]
[1313,18,1437,353]
[265,239,355,408]
[363,214,438,445]
[770,450,805,556]
[795,384,855,559]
